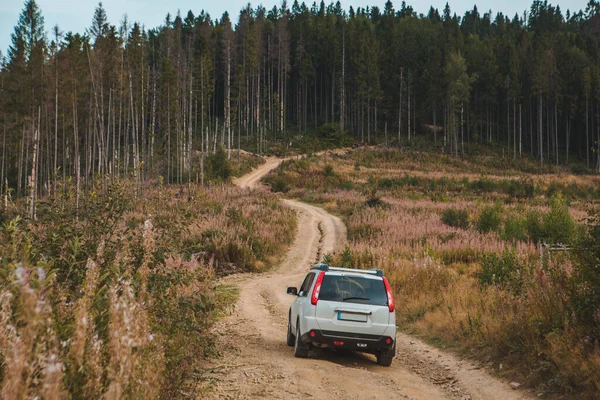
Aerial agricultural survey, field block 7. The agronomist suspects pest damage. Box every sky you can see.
[0,0,590,58]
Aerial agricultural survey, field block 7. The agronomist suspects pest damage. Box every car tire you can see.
[293,322,310,358]
[286,315,295,347]
[377,345,395,367]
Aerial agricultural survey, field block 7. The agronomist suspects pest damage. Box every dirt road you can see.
[202,158,532,399]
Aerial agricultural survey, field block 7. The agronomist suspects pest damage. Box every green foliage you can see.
[206,146,233,183]
[340,246,354,268]
[373,173,596,201]
[525,209,545,243]
[573,211,600,334]
[441,207,470,229]
[502,211,527,243]
[478,248,525,289]
[0,176,297,396]
[476,202,503,234]
[543,192,577,245]
[317,123,345,145]
[521,192,579,245]
[269,175,290,193]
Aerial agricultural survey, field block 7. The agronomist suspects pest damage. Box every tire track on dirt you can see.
[199,156,532,400]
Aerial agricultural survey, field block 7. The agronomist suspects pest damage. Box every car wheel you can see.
[286,316,295,347]
[293,322,310,358]
[376,345,395,367]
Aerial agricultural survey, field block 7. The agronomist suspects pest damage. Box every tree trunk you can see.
[29,109,40,220]
[566,114,570,164]
[398,68,403,145]
[226,38,231,159]
[54,47,59,195]
[596,102,600,172]
[519,103,522,157]
[538,95,543,165]
[586,97,589,168]
[554,102,558,166]
[513,98,516,159]
[460,105,464,158]
[433,102,437,147]
[407,70,411,142]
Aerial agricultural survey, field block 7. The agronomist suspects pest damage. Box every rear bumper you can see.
[300,329,395,354]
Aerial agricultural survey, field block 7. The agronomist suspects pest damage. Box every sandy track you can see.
[202,157,532,400]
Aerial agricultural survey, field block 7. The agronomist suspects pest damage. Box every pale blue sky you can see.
[0,0,589,59]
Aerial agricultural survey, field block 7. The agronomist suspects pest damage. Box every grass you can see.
[0,177,295,399]
[262,146,600,398]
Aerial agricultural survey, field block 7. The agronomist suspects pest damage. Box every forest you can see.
[1,0,600,209]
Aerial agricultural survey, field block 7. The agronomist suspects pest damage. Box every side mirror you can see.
[287,287,298,296]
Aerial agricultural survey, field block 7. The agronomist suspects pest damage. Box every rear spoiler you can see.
[311,263,384,277]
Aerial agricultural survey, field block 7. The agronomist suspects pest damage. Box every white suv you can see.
[286,264,396,366]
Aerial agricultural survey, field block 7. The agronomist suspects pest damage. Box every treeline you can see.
[2,0,600,209]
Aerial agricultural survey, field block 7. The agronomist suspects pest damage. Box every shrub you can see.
[502,212,527,243]
[207,146,233,182]
[507,179,535,199]
[317,123,344,144]
[323,164,335,177]
[525,209,544,243]
[573,211,600,333]
[365,196,387,208]
[543,192,577,245]
[269,175,290,193]
[476,202,503,234]
[441,207,470,229]
[478,248,524,289]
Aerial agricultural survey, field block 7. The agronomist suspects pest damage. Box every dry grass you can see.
[0,179,296,398]
[265,147,600,397]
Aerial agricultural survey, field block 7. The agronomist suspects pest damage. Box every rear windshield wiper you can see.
[342,297,370,302]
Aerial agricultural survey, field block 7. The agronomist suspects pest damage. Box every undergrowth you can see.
[0,178,295,398]
[263,146,600,398]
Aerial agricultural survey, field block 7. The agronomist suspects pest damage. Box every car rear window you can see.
[319,275,388,306]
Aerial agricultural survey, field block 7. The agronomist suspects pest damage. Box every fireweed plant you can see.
[0,178,295,398]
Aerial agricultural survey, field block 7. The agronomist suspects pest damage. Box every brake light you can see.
[383,277,395,312]
[311,271,325,305]
[334,341,344,346]
[385,337,393,345]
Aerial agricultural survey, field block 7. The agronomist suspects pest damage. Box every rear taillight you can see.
[383,277,395,312]
[385,337,393,345]
[311,271,325,306]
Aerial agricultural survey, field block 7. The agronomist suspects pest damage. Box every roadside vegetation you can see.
[0,177,295,399]
[264,147,600,397]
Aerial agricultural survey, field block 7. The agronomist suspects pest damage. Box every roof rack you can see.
[310,264,384,277]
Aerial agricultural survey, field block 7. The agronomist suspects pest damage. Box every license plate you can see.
[337,312,368,322]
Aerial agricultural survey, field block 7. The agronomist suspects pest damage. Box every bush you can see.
[317,123,344,144]
[502,212,527,243]
[476,202,503,234]
[525,209,545,243]
[365,196,388,208]
[573,211,600,334]
[207,145,233,182]
[544,192,577,245]
[506,179,535,199]
[478,248,524,289]
[269,175,290,193]
[441,207,470,229]
[323,164,335,177]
